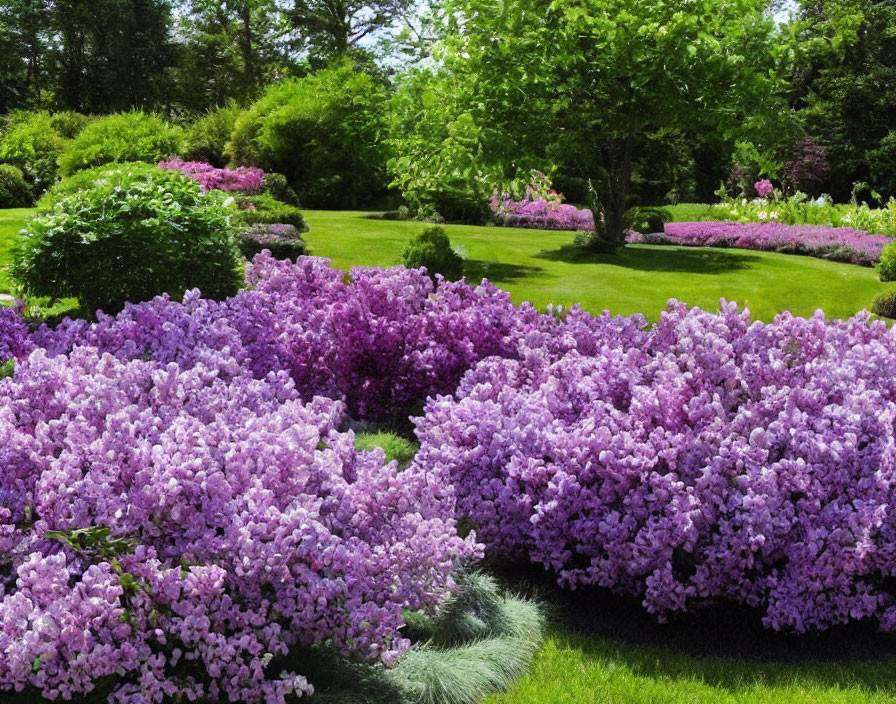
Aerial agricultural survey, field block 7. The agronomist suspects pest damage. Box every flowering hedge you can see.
[33,254,533,419]
[159,158,265,194]
[490,171,594,231]
[415,300,896,632]
[627,221,891,266]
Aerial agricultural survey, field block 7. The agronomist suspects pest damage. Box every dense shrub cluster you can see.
[33,254,532,419]
[159,158,265,193]
[12,164,242,313]
[630,221,890,267]
[0,164,31,207]
[58,111,183,177]
[235,192,309,232]
[0,111,68,194]
[877,240,896,282]
[0,346,478,703]
[415,300,896,632]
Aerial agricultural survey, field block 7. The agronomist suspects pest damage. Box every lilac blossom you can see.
[627,221,891,266]
[159,158,265,194]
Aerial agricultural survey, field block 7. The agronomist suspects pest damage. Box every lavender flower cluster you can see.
[33,253,533,419]
[491,193,595,231]
[627,221,891,266]
[0,304,30,361]
[1,265,486,701]
[159,158,265,194]
[415,300,896,632]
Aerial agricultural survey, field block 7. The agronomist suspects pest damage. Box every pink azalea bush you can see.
[491,171,594,231]
[754,178,774,198]
[159,158,265,194]
[415,300,896,632]
[0,300,480,701]
[627,221,891,266]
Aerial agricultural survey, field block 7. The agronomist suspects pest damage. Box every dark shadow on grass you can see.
[464,259,544,285]
[535,244,762,274]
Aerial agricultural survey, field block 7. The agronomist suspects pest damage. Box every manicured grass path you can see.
[2,208,891,322]
[302,210,891,322]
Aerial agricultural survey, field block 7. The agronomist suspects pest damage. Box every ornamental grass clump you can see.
[415,300,896,633]
[0,347,479,704]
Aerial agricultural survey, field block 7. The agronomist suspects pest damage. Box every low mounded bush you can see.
[414,300,896,633]
[12,164,242,313]
[37,161,163,207]
[0,111,68,194]
[235,192,309,232]
[239,223,308,260]
[0,164,32,207]
[878,240,896,282]
[624,206,671,234]
[261,171,301,207]
[402,226,465,282]
[57,111,184,177]
[872,290,896,319]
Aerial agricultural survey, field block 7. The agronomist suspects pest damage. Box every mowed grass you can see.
[0,207,890,321]
[300,210,889,322]
[485,631,896,704]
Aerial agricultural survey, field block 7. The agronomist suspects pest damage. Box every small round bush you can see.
[12,165,242,313]
[402,226,465,282]
[872,290,896,319]
[878,240,896,282]
[49,111,90,139]
[58,111,184,177]
[624,206,671,234]
[261,172,301,206]
[0,110,67,193]
[239,223,308,260]
[235,192,309,231]
[0,164,32,207]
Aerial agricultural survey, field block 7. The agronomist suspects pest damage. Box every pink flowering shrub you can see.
[415,300,896,632]
[754,179,774,198]
[33,254,535,419]
[491,171,594,231]
[159,158,265,194]
[0,347,478,703]
[627,221,891,267]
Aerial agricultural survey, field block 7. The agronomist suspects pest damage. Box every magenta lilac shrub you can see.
[0,347,478,703]
[159,158,265,194]
[627,221,891,266]
[33,254,535,418]
[415,300,896,632]
[490,172,594,231]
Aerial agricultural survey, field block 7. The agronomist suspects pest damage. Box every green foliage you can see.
[235,193,309,231]
[238,225,309,261]
[872,290,896,319]
[402,226,465,282]
[227,61,390,208]
[0,358,14,379]
[44,526,136,559]
[624,206,671,234]
[261,172,301,207]
[878,241,896,282]
[0,164,33,207]
[0,111,68,194]
[48,111,90,139]
[183,101,244,167]
[353,431,419,468]
[58,111,184,177]
[37,161,164,208]
[12,164,242,313]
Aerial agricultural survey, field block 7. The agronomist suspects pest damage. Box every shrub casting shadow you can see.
[464,259,544,285]
[535,244,762,274]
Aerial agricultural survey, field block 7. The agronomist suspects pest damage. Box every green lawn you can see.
[301,210,890,322]
[1,207,891,322]
[485,631,896,704]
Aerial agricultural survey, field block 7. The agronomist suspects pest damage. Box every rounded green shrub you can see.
[0,164,33,207]
[872,290,896,319]
[261,172,301,207]
[624,205,671,234]
[12,164,242,314]
[49,111,91,139]
[37,161,163,207]
[58,111,184,177]
[0,111,67,194]
[402,226,465,282]
[878,240,896,282]
[183,101,243,167]
[235,193,309,231]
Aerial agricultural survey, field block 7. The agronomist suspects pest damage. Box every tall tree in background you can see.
[786,0,896,199]
[53,0,178,112]
[0,0,55,110]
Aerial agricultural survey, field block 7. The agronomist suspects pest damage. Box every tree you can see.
[0,0,55,111]
[427,0,789,249]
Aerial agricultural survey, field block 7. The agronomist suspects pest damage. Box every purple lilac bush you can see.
[33,253,534,419]
[159,158,265,194]
[415,300,896,632]
[0,348,478,702]
[627,221,891,266]
[0,304,31,361]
